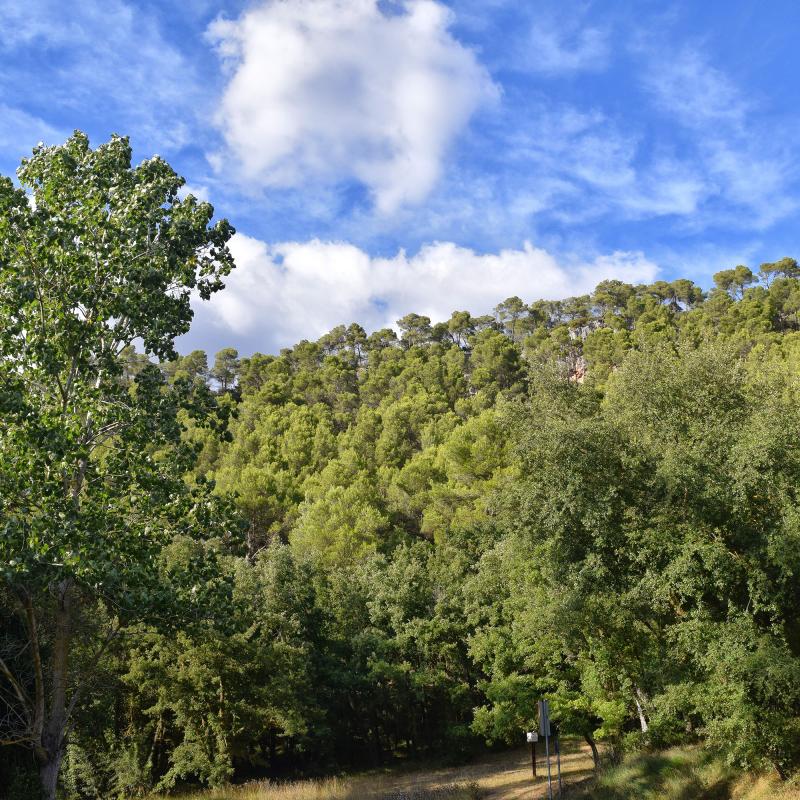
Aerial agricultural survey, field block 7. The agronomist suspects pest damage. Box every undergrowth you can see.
[573,746,800,800]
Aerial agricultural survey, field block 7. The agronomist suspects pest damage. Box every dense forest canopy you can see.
[4,135,800,798]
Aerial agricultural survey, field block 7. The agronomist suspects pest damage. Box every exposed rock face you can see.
[570,355,588,383]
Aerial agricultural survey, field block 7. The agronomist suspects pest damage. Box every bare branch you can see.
[0,653,32,724]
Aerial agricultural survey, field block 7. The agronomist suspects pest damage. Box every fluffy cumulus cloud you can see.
[207,0,497,212]
[192,233,658,352]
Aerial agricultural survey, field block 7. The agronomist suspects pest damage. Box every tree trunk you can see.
[607,737,622,765]
[37,581,72,800]
[39,749,64,800]
[634,686,649,733]
[584,733,601,769]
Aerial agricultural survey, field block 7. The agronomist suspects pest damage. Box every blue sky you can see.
[1,0,798,354]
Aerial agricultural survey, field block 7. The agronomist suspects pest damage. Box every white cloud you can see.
[498,104,710,222]
[194,233,658,351]
[478,44,795,232]
[207,0,497,212]
[638,46,798,228]
[524,20,608,74]
[179,183,212,204]
[452,1,609,75]
[641,48,747,129]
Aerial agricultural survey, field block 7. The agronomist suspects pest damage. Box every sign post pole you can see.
[538,700,553,800]
[555,725,563,796]
[545,731,553,800]
[526,731,538,778]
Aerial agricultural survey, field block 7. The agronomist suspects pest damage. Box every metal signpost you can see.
[538,699,553,800]
[528,700,563,798]
[555,724,563,795]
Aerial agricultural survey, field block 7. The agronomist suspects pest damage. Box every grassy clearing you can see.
[147,776,482,800]
[572,745,800,800]
[146,739,597,800]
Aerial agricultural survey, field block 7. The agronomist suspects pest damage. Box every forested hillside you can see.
[6,233,800,795]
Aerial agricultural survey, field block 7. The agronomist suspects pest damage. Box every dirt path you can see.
[371,739,596,799]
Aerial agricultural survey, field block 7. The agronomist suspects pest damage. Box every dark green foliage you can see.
[5,134,800,797]
[12,258,800,793]
[140,261,800,789]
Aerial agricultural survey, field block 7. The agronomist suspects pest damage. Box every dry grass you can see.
[572,745,800,800]
[159,744,800,800]
[731,772,800,800]
[147,738,597,800]
[148,776,481,800]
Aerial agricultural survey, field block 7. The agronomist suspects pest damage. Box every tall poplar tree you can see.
[0,132,236,799]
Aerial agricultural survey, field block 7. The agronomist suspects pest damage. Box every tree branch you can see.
[0,652,33,725]
[21,590,45,742]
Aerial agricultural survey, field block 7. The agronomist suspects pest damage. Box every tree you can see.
[713,265,756,299]
[0,132,236,799]
[469,329,524,395]
[446,311,475,349]
[398,313,433,349]
[119,345,152,383]
[759,257,800,286]
[494,297,529,343]
[668,278,704,308]
[161,349,209,387]
[648,279,704,311]
[345,323,368,367]
[366,327,398,352]
[211,347,240,393]
[238,352,275,395]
